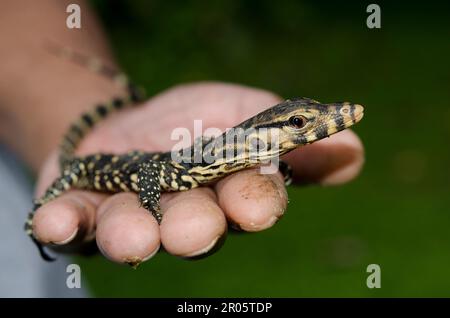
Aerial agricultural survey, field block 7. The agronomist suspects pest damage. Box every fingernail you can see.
[124,244,160,269]
[240,215,281,232]
[184,235,222,258]
[141,244,161,262]
[52,227,78,245]
[98,241,161,268]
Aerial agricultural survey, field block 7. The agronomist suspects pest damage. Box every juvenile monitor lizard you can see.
[25,47,364,261]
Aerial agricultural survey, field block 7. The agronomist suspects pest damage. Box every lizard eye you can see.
[289,116,307,129]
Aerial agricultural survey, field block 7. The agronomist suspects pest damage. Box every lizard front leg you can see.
[279,160,293,185]
[137,162,162,223]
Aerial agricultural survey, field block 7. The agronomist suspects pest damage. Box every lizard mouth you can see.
[352,107,364,124]
[350,104,364,125]
[343,110,364,127]
[301,106,364,144]
[341,103,364,128]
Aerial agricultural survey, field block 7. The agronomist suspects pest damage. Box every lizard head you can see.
[182,97,364,183]
[238,97,364,158]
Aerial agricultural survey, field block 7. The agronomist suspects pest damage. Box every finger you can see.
[32,190,105,245]
[215,168,288,232]
[282,129,365,186]
[159,187,227,258]
[95,192,160,266]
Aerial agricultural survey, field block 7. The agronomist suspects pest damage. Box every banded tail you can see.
[45,41,146,169]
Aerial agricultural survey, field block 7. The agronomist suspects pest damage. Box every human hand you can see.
[32,82,364,265]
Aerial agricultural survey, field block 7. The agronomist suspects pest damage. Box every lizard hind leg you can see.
[25,161,85,261]
[137,162,162,223]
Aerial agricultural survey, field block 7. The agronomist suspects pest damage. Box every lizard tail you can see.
[25,212,56,261]
[44,40,146,169]
[58,95,142,169]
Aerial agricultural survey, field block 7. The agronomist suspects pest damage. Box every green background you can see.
[76,0,450,297]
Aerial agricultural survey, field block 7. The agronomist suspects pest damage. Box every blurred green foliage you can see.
[77,0,450,296]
